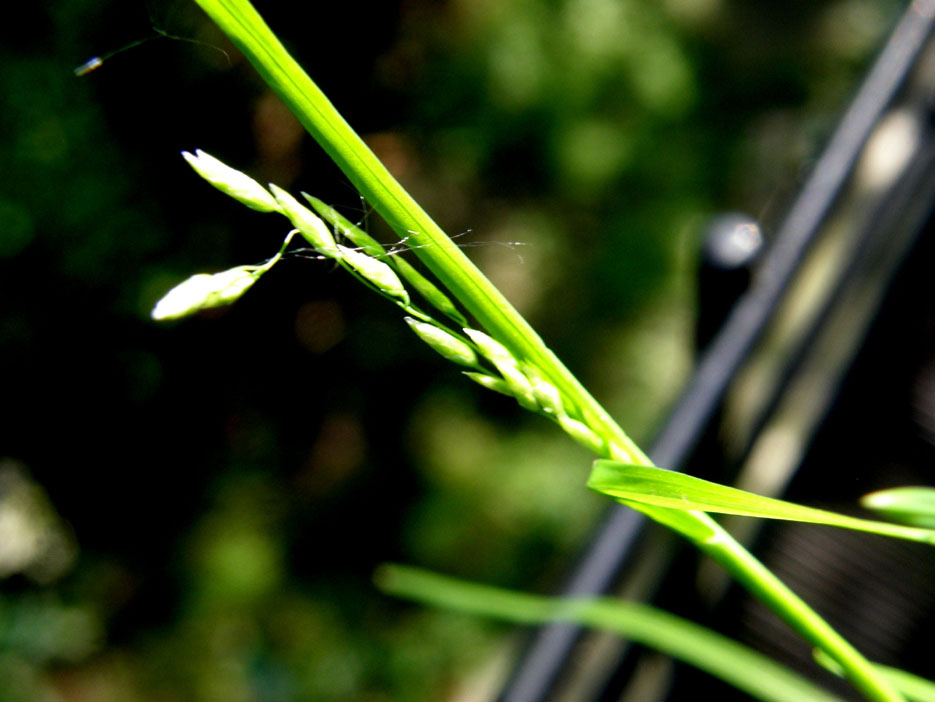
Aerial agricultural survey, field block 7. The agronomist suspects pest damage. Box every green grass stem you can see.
[189,1,906,699]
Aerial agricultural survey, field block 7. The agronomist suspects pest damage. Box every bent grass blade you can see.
[588,461,935,545]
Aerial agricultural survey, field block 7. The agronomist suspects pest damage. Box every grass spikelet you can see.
[464,328,538,410]
[182,150,279,212]
[151,266,261,321]
[339,245,410,303]
[270,184,341,259]
[405,317,478,367]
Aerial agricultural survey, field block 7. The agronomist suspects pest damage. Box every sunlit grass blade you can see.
[815,650,935,702]
[375,564,845,702]
[588,461,935,545]
[860,487,935,529]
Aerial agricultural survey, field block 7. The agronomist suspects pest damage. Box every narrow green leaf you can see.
[376,564,844,702]
[588,461,935,545]
[861,487,935,529]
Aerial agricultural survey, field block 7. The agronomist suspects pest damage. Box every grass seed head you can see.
[463,328,512,364]
[463,329,538,410]
[270,184,341,259]
[151,266,260,321]
[463,372,514,397]
[394,258,468,326]
[303,194,387,258]
[405,318,478,367]
[558,415,606,455]
[522,364,565,416]
[339,245,410,303]
[182,150,279,212]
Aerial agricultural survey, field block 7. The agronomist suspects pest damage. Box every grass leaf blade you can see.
[588,461,935,545]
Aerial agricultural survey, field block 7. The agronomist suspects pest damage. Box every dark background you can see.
[0,0,904,699]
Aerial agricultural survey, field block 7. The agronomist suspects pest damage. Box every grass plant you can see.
[144,1,935,699]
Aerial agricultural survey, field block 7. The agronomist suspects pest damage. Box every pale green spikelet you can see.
[305,195,468,326]
[339,245,410,303]
[304,195,387,258]
[394,258,469,326]
[151,266,262,321]
[182,150,279,212]
[462,328,512,364]
[269,184,341,259]
[558,415,606,455]
[463,328,537,410]
[521,363,565,416]
[463,372,514,397]
[405,317,478,367]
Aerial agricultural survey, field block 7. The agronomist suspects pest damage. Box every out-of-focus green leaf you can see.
[861,487,935,529]
[815,650,935,702]
[376,564,844,702]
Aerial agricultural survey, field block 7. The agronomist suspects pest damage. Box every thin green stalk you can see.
[188,2,904,699]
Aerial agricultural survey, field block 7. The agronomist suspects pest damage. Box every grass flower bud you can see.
[269,184,341,259]
[463,372,514,396]
[463,328,512,364]
[339,246,410,303]
[463,329,538,410]
[182,150,279,212]
[151,266,260,321]
[394,258,468,326]
[304,195,387,258]
[404,318,477,367]
[521,364,565,416]
[558,415,606,455]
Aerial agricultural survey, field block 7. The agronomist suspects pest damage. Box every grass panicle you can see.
[171,4,918,698]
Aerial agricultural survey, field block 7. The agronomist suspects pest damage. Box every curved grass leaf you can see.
[376,564,845,702]
[588,461,935,545]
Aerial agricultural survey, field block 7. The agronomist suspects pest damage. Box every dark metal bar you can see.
[497,4,935,700]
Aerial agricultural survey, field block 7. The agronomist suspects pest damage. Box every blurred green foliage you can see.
[0,0,897,699]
